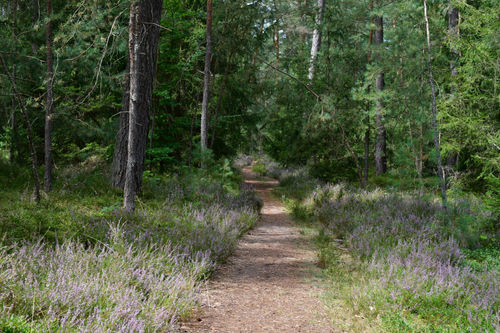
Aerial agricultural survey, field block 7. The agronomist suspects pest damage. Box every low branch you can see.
[261,60,321,100]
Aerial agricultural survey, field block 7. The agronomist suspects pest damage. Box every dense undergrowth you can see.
[258,157,499,332]
[0,156,260,332]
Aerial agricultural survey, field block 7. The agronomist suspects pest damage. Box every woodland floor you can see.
[181,166,336,333]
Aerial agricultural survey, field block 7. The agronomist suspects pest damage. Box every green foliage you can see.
[0,315,31,333]
[440,0,500,190]
[484,175,500,219]
[463,246,500,273]
[251,161,266,175]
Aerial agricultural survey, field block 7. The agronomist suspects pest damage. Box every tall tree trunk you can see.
[123,0,163,212]
[307,0,325,81]
[111,60,130,189]
[1,54,41,203]
[200,0,213,158]
[423,0,447,209]
[374,15,387,175]
[44,0,54,192]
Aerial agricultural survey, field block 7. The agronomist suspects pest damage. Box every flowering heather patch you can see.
[271,163,499,331]
[233,154,253,168]
[0,230,204,332]
[0,174,259,332]
[305,182,500,331]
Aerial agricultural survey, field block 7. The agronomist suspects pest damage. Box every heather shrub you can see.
[254,155,285,179]
[310,184,500,330]
[233,153,253,168]
[0,165,260,332]
[0,227,207,332]
[251,161,267,175]
[275,166,499,331]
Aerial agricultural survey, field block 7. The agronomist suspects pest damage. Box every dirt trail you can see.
[182,166,335,333]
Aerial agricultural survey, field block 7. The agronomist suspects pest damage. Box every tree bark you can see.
[308,0,325,81]
[374,15,387,175]
[200,0,213,158]
[111,60,130,189]
[44,0,54,192]
[1,54,41,203]
[123,0,163,212]
[423,0,447,209]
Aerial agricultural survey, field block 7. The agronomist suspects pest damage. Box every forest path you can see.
[181,166,336,332]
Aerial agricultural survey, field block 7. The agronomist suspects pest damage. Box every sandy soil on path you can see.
[181,166,336,333]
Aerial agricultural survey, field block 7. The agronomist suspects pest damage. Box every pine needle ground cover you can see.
[0,162,260,332]
[272,166,499,332]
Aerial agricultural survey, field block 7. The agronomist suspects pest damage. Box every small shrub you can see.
[251,161,267,175]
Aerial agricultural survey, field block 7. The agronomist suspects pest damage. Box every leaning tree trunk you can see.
[44,0,54,192]
[111,60,130,189]
[423,0,447,210]
[374,15,387,176]
[123,0,162,212]
[1,54,41,203]
[307,0,325,81]
[200,0,213,160]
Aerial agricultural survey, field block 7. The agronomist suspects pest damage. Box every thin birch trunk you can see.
[200,0,213,158]
[423,0,447,209]
[308,0,325,81]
